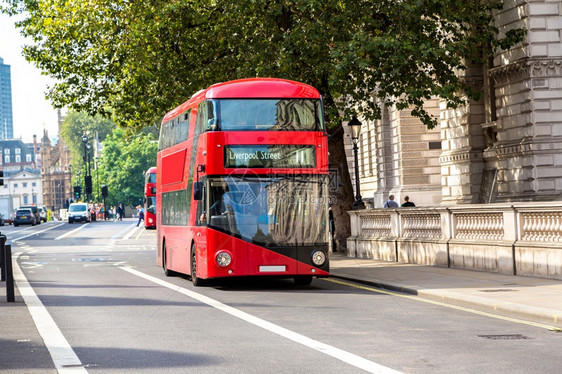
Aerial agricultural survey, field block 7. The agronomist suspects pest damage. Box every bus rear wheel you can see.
[191,244,204,287]
[163,242,174,277]
[294,276,313,286]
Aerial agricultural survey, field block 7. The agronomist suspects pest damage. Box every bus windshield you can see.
[214,99,324,131]
[147,196,156,214]
[207,175,328,246]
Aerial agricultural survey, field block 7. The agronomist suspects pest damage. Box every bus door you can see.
[193,178,208,278]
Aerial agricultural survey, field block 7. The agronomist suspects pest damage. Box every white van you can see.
[68,203,90,223]
[39,206,48,222]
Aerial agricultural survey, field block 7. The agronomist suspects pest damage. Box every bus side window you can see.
[159,121,170,150]
[196,102,206,133]
[180,112,189,142]
[206,101,216,131]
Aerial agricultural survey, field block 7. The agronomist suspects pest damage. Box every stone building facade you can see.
[40,111,72,211]
[345,1,562,279]
[346,1,562,207]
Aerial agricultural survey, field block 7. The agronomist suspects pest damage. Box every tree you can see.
[59,110,115,188]
[3,0,524,248]
[99,128,158,208]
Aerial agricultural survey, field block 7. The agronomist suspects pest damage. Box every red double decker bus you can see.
[156,78,330,286]
[144,167,157,229]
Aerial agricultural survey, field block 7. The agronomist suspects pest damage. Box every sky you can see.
[0,12,60,144]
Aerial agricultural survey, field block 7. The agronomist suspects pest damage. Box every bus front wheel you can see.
[191,244,204,287]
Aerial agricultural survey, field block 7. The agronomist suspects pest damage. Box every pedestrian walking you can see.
[117,203,125,221]
[136,205,144,227]
[401,196,416,207]
[90,203,97,222]
[383,195,399,208]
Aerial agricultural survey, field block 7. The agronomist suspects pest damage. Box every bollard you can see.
[0,242,4,282]
[0,233,5,282]
[5,244,14,302]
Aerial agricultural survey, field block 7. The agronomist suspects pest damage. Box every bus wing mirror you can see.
[193,182,203,200]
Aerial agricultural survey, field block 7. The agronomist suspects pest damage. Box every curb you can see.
[330,274,562,330]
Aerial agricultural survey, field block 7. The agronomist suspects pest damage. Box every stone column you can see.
[440,65,487,204]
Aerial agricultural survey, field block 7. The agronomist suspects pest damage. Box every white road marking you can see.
[12,252,88,373]
[20,262,45,269]
[111,223,136,240]
[12,223,66,242]
[121,267,402,374]
[55,223,89,240]
[122,225,141,240]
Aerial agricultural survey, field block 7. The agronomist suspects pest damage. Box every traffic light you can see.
[101,185,108,198]
[85,176,92,195]
[0,170,3,186]
[73,186,81,200]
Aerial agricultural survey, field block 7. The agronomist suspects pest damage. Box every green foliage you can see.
[98,128,158,207]
[59,110,115,186]
[58,110,156,206]
[3,0,525,130]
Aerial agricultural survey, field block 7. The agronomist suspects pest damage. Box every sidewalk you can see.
[330,254,562,329]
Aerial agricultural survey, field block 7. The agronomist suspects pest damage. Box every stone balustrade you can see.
[347,202,562,280]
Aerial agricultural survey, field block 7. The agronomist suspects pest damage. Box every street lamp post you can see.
[348,116,366,210]
[76,171,81,199]
[95,156,100,201]
[68,163,72,207]
[81,132,91,201]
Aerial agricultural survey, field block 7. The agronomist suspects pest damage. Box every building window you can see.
[32,182,36,187]
[33,195,37,204]
[15,155,21,163]
[23,196,28,204]
[4,148,9,155]
[4,155,9,163]
[26,154,32,162]
[15,148,21,154]
[23,182,27,188]
[13,183,17,188]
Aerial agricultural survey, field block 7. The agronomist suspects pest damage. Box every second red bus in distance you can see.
[144,167,157,229]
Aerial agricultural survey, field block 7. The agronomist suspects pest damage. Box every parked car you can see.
[14,208,37,227]
[39,206,48,222]
[68,203,90,223]
[19,205,41,225]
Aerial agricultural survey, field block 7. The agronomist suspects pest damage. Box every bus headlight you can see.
[216,251,232,267]
[311,250,326,266]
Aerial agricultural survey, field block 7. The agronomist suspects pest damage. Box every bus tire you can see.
[163,241,175,277]
[191,244,205,287]
[294,276,313,286]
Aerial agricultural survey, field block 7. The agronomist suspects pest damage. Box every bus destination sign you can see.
[225,145,316,168]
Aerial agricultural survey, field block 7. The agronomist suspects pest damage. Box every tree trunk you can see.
[327,124,355,253]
